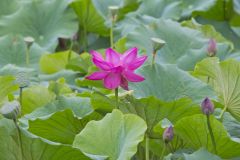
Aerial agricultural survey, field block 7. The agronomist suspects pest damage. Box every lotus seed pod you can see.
[163,126,174,143]
[0,101,21,120]
[24,36,35,48]
[15,71,30,88]
[201,97,214,115]
[108,6,119,21]
[207,39,217,57]
[151,37,166,52]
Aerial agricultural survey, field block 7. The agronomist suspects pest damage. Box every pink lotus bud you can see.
[201,97,214,115]
[163,126,174,143]
[207,39,217,57]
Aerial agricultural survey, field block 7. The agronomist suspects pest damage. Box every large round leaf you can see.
[71,0,109,36]
[73,109,147,160]
[133,0,181,20]
[183,148,221,160]
[0,118,90,160]
[0,35,45,68]
[92,0,139,21]
[193,57,240,120]
[0,0,78,50]
[0,0,19,17]
[21,85,56,115]
[126,19,231,70]
[0,76,18,103]
[119,96,201,137]
[28,109,101,144]
[175,114,240,158]
[40,50,78,74]
[20,95,93,127]
[129,64,215,103]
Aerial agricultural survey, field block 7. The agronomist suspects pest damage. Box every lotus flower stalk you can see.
[201,97,217,154]
[145,135,149,160]
[160,126,174,159]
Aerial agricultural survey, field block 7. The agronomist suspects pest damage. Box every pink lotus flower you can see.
[86,47,147,90]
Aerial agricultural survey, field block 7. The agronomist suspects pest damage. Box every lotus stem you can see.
[14,119,24,160]
[110,20,115,48]
[19,87,23,109]
[145,135,149,160]
[25,48,30,66]
[160,143,166,160]
[115,88,119,109]
[206,115,217,154]
[68,41,73,62]
[152,50,156,65]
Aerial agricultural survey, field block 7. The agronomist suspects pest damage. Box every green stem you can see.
[115,88,119,109]
[26,48,30,66]
[19,87,23,108]
[145,135,149,160]
[68,41,73,62]
[207,115,217,154]
[160,143,166,160]
[14,119,24,160]
[152,51,156,65]
[110,18,115,48]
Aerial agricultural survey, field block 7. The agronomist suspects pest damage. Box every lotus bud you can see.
[0,101,21,120]
[201,97,214,115]
[207,39,217,57]
[151,37,166,52]
[163,126,174,143]
[24,36,35,48]
[108,6,119,22]
[16,71,30,88]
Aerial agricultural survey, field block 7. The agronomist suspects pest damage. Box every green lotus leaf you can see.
[182,19,234,50]
[193,57,240,120]
[222,112,240,139]
[133,0,182,20]
[73,109,147,160]
[119,96,200,137]
[92,0,139,21]
[0,118,90,160]
[39,70,80,85]
[40,50,78,74]
[175,114,240,158]
[71,0,109,36]
[21,95,93,125]
[0,0,19,17]
[183,148,221,160]
[28,109,101,144]
[0,35,45,69]
[0,0,78,50]
[126,19,230,70]
[21,85,56,115]
[129,64,215,103]
[0,76,18,103]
